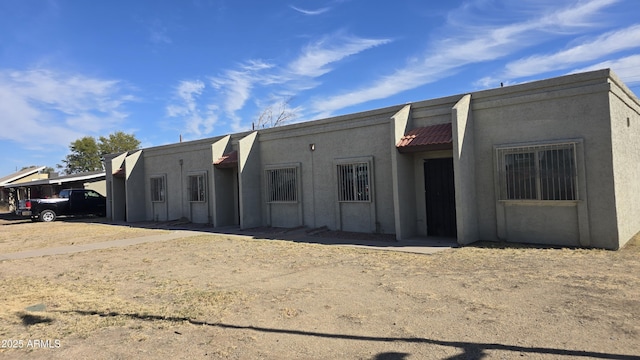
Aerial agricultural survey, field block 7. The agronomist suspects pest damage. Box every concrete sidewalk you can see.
[0,227,456,261]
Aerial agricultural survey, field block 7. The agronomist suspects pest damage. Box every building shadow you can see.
[52,309,639,360]
[374,352,410,360]
[19,312,54,326]
[103,219,459,252]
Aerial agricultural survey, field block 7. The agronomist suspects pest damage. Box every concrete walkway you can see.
[0,231,201,261]
[0,227,456,261]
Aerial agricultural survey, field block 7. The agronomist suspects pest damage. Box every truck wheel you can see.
[40,210,57,222]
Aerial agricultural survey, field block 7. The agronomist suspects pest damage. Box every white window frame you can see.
[188,173,206,202]
[265,165,299,203]
[150,175,165,202]
[336,158,373,203]
[496,140,579,202]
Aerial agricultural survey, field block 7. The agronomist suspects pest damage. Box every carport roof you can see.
[0,166,46,186]
[396,123,453,153]
[3,171,105,188]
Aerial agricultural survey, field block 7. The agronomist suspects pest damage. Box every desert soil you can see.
[0,215,639,359]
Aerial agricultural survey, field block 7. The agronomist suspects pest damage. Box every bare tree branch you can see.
[255,97,297,129]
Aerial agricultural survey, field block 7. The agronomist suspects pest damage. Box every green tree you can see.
[98,131,141,156]
[60,136,102,174]
[60,132,140,175]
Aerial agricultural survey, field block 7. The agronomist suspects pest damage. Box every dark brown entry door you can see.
[424,158,457,238]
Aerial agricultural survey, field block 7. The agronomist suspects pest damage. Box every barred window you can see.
[337,162,370,202]
[497,142,577,201]
[188,174,206,202]
[150,176,165,202]
[266,167,297,202]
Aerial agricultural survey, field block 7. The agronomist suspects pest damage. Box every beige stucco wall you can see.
[609,74,640,249]
[471,70,616,248]
[103,68,637,249]
[258,106,402,234]
[394,69,631,248]
[142,136,225,223]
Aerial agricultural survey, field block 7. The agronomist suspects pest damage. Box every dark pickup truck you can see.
[16,189,107,222]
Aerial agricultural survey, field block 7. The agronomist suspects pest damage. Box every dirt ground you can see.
[0,215,639,359]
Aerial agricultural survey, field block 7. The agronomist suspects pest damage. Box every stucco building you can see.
[105,69,640,250]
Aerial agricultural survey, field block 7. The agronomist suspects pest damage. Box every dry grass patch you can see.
[0,267,247,350]
[1,226,639,359]
[0,221,169,253]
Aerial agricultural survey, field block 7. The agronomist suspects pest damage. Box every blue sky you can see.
[1,0,639,176]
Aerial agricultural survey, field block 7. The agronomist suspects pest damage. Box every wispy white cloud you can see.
[148,19,172,45]
[504,24,640,78]
[310,0,619,116]
[0,69,134,147]
[290,5,331,16]
[172,33,391,133]
[569,54,640,85]
[166,80,205,117]
[288,35,391,77]
[166,79,218,136]
[209,60,274,131]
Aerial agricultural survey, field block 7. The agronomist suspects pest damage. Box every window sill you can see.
[499,200,579,207]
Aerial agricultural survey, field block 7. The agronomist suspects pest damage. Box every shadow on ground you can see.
[0,212,107,225]
[19,313,54,326]
[104,219,459,252]
[52,309,639,360]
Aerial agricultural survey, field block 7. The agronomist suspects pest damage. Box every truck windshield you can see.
[59,190,71,199]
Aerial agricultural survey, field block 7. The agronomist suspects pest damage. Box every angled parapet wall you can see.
[451,94,479,245]
[211,135,236,227]
[238,131,262,229]
[106,152,128,221]
[125,150,146,222]
[390,104,414,240]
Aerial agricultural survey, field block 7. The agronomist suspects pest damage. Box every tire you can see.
[39,210,57,222]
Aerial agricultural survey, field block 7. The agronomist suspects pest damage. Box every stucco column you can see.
[390,105,414,240]
[238,131,262,229]
[451,94,479,245]
[124,150,146,222]
[106,152,128,222]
